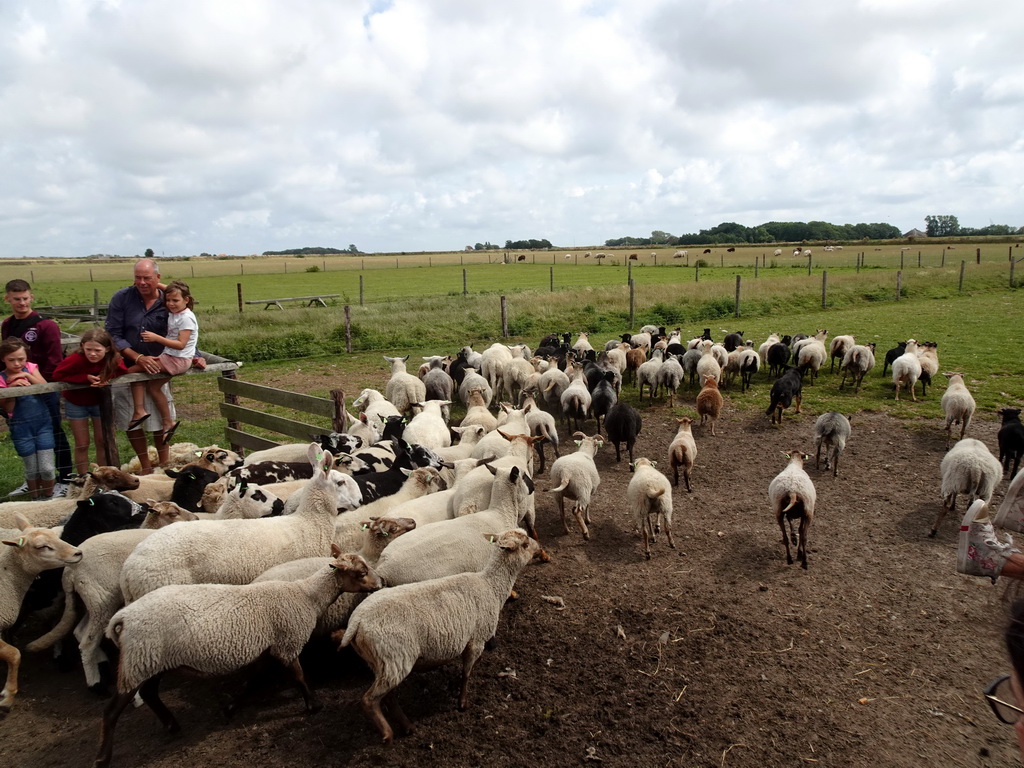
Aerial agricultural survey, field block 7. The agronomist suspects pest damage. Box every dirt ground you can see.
[1,383,1020,768]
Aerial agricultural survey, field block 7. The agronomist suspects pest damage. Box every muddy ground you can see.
[1,380,1020,768]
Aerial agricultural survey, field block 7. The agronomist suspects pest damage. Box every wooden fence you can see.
[218,377,347,454]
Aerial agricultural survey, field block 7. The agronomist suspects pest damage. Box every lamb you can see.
[559,366,592,432]
[940,373,976,447]
[604,401,642,464]
[840,343,876,392]
[539,361,571,409]
[629,331,653,353]
[383,355,427,417]
[201,483,285,519]
[342,410,382,447]
[891,339,922,401]
[766,366,803,425]
[627,458,675,559]
[624,345,647,384]
[548,432,603,540]
[0,514,83,713]
[421,356,454,403]
[94,553,382,768]
[401,400,452,451]
[374,465,539,587]
[829,335,855,373]
[503,344,535,403]
[881,340,908,378]
[916,341,939,397]
[765,339,792,378]
[667,417,697,491]
[813,412,851,477]
[637,347,664,401]
[680,346,702,386]
[241,432,364,467]
[572,332,594,355]
[933,438,1002,536]
[999,408,1024,478]
[695,340,722,385]
[120,445,361,602]
[709,342,729,371]
[337,528,541,743]
[768,450,816,569]
[696,374,724,436]
[758,333,781,363]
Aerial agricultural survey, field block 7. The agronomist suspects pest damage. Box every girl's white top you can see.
[164,309,198,358]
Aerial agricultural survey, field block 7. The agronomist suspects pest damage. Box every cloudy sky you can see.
[2,0,1022,258]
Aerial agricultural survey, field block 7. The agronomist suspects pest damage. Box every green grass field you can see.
[0,243,1020,496]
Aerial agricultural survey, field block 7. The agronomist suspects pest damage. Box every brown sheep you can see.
[667,417,697,491]
[696,375,724,436]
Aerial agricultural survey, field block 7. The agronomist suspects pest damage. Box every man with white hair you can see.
[105,258,176,474]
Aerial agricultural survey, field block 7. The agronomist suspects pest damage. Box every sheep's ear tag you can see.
[88,498,95,506]
[16,537,25,547]
[361,523,369,530]
[650,461,657,468]
[782,452,790,459]
[194,451,202,457]
[489,535,496,544]
[629,462,635,470]
[574,440,582,447]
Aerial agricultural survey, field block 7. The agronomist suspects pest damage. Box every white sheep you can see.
[667,417,697,492]
[829,334,855,373]
[480,343,513,404]
[813,412,851,477]
[26,509,197,692]
[503,344,535,403]
[352,387,402,428]
[332,467,443,552]
[402,400,452,451]
[374,465,540,587]
[572,332,594,355]
[120,445,360,602]
[758,333,781,363]
[548,432,603,540]
[916,341,939,397]
[941,372,976,447]
[421,356,454,402]
[460,432,538,522]
[0,514,83,713]
[892,339,922,402]
[933,438,1002,537]
[559,367,592,432]
[768,450,816,569]
[383,355,427,417]
[337,528,540,743]
[520,394,560,473]
[795,330,828,383]
[627,458,674,560]
[695,339,722,385]
[839,343,875,392]
[95,553,382,768]
[458,369,494,409]
[460,389,497,432]
[636,347,664,401]
[539,362,571,409]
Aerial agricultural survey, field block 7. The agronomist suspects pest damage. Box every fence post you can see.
[941,249,946,267]
[93,289,100,324]
[90,268,93,281]
[917,252,921,268]
[856,254,860,274]
[284,262,287,273]
[323,260,326,272]
[629,279,635,326]
[734,274,741,317]
[550,266,554,292]
[959,261,966,293]
[241,263,244,275]
[627,262,632,285]
[695,265,699,283]
[330,390,346,433]
[237,283,243,313]
[720,254,724,267]
[500,296,508,338]
[896,270,902,301]
[463,269,467,297]
[977,248,981,265]
[900,251,904,270]
[429,257,432,267]
[807,254,812,275]
[344,305,352,353]
[97,387,120,467]
[754,259,758,278]
[221,368,241,453]
[30,270,34,283]
[821,271,827,309]
[359,275,364,306]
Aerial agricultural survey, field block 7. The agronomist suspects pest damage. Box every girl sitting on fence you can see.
[52,328,127,473]
[124,280,197,442]
[0,338,55,499]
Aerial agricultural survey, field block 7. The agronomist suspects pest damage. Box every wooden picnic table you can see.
[243,294,339,310]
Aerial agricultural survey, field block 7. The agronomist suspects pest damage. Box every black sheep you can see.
[766,367,803,425]
[605,402,642,464]
[999,408,1024,478]
[881,341,907,377]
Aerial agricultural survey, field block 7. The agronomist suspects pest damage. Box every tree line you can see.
[606,221,902,247]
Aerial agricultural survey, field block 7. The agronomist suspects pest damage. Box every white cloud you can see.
[1,0,1023,257]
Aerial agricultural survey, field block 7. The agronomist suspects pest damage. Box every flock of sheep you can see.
[2,323,1023,766]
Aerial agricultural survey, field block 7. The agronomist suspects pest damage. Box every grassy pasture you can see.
[0,242,1020,495]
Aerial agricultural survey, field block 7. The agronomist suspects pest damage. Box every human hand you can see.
[11,377,31,387]
[140,330,156,343]
[137,355,161,374]
[87,374,107,387]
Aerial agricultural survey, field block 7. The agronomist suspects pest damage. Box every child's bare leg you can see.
[68,419,91,474]
[129,379,149,421]
[146,377,174,431]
